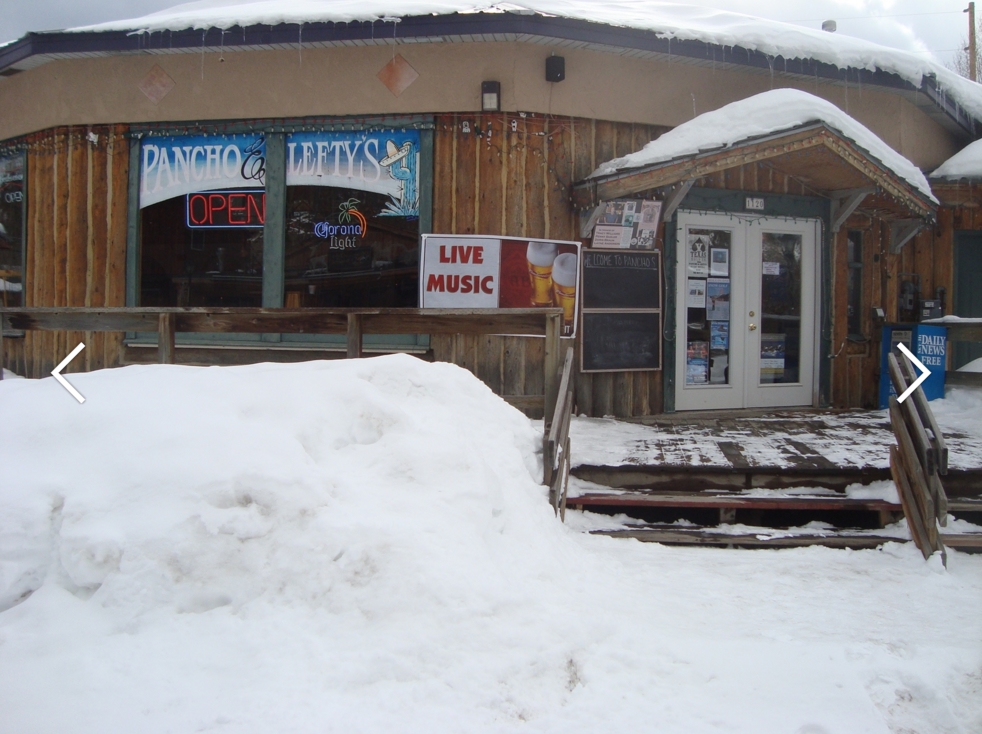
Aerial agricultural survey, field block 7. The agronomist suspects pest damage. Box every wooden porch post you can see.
[157,312,175,364]
[544,312,561,420]
[347,313,363,359]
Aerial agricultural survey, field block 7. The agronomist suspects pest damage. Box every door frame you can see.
[673,209,822,412]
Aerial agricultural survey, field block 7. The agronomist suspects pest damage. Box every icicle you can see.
[767,56,774,90]
[201,30,206,80]
[298,23,303,66]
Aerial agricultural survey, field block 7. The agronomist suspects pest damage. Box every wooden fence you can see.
[0,306,565,420]
[887,350,949,564]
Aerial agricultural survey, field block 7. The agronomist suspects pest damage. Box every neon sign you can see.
[185,190,265,229]
[314,199,368,250]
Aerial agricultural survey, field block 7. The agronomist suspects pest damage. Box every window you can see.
[283,129,421,308]
[0,153,24,308]
[136,127,423,312]
[138,133,266,307]
[846,230,863,337]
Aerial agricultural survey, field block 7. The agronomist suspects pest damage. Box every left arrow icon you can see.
[52,342,86,404]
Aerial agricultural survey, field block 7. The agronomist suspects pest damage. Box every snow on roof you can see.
[70,1,982,122]
[589,88,937,204]
[930,138,982,180]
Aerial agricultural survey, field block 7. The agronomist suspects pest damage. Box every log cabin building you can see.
[1,1,981,417]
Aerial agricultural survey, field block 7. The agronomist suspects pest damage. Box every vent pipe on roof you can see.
[822,20,837,33]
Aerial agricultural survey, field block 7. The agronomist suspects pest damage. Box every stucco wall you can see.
[0,40,961,170]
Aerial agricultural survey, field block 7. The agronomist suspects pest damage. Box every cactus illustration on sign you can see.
[379,139,418,217]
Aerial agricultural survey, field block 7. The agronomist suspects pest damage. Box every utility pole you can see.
[967,3,978,81]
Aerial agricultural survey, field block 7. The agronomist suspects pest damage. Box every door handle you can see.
[749,323,757,331]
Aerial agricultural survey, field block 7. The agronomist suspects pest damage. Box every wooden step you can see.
[572,464,982,495]
[568,490,899,513]
[591,526,903,548]
[590,525,982,550]
[572,464,891,492]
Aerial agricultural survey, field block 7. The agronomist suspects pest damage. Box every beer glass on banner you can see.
[552,252,577,335]
[527,242,558,306]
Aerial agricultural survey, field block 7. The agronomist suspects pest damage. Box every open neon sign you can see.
[186,190,265,229]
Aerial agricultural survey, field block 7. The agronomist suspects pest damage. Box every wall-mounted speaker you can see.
[546,55,565,82]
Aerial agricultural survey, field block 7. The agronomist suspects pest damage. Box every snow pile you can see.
[589,88,936,202]
[959,357,982,373]
[931,138,982,180]
[1,357,982,732]
[69,1,982,122]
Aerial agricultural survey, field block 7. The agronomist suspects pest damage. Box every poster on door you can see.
[419,234,581,336]
[760,334,786,381]
[686,232,710,277]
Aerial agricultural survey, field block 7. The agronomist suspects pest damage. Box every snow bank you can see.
[931,138,982,181]
[1,357,981,733]
[590,88,936,202]
[69,1,982,123]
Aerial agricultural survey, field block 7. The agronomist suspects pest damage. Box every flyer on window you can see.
[686,341,709,384]
[710,247,729,276]
[706,278,730,321]
[686,279,706,309]
[710,321,729,350]
[686,233,709,277]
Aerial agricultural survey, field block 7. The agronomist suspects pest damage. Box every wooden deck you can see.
[565,408,982,551]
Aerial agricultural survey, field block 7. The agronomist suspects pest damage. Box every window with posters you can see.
[134,124,429,348]
[418,235,580,337]
[139,133,266,308]
[283,130,420,308]
[0,153,25,308]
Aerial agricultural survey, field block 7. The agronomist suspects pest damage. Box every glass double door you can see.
[675,211,819,411]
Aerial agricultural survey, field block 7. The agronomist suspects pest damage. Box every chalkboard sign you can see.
[581,312,661,372]
[582,249,661,310]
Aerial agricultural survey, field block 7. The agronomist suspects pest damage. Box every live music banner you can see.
[419,234,581,337]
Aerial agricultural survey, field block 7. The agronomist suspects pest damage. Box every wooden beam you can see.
[157,312,175,364]
[543,313,561,426]
[931,321,982,342]
[346,313,362,359]
[661,178,695,221]
[890,219,925,253]
[890,446,930,560]
[0,308,564,338]
[830,187,875,232]
[578,204,603,238]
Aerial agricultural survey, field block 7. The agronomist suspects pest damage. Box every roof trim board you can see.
[571,122,937,221]
[0,12,974,137]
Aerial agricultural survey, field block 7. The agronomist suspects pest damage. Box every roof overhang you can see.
[571,122,937,227]
[0,12,976,138]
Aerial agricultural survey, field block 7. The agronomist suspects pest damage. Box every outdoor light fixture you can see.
[482,81,501,112]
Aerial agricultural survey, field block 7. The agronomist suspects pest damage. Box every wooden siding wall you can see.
[2,125,129,378]
[827,217,953,409]
[429,113,671,417]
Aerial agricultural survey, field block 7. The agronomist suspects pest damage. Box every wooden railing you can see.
[887,350,949,564]
[545,345,576,518]
[0,306,565,418]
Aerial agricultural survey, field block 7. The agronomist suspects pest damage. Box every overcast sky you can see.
[0,0,975,71]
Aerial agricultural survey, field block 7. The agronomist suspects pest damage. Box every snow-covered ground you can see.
[568,387,982,472]
[1,357,981,733]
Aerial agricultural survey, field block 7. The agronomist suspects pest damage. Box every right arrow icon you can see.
[896,342,930,404]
